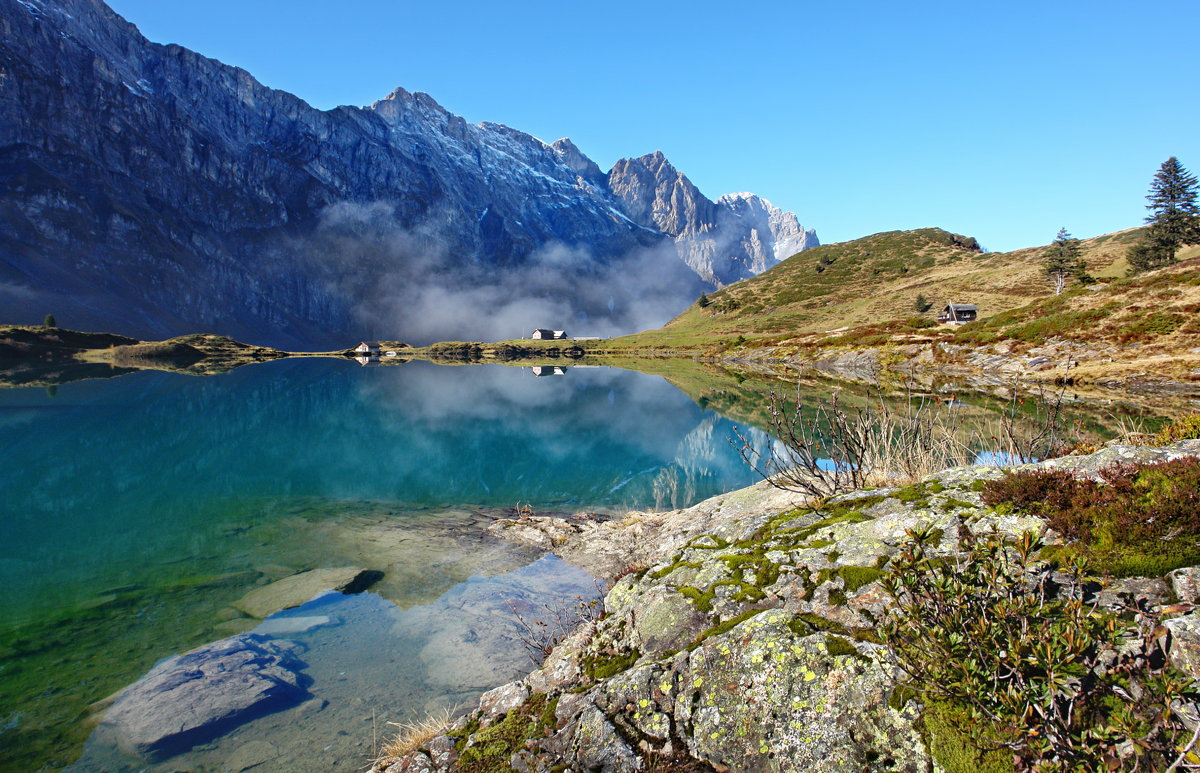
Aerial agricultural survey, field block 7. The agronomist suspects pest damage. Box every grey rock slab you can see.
[477,681,530,719]
[100,634,311,761]
[232,567,382,618]
[221,738,281,772]
[253,615,336,635]
[1165,613,1200,678]
[1171,567,1200,605]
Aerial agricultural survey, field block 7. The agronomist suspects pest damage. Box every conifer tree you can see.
[1044,228,1085,295]
[1128,157,1199,272]
[913,293,932,313]
[43,313,55,327]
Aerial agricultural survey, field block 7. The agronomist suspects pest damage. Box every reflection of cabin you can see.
[355,341,382,355]
[531,366,567,377]
[530,329,568,340]
[355,355,381,366]
[937,303,977,325]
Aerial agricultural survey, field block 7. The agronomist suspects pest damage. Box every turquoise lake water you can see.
[0,358,767,771]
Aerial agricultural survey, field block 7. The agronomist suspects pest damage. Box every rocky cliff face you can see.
[608,152,818,286]
[0,0,813,346]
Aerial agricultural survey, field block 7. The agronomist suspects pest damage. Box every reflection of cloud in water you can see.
[353,362,758,506]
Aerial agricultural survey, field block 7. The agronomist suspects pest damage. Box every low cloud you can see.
[294,202,704,345]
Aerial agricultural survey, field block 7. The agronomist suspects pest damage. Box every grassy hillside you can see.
[954,255,1200,350]
[611,226,1158,352]
[0,328,307,386]
[0,325,139,357]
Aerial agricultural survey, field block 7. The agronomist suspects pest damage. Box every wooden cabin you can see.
[354,341,382,355]
[530,329,568,340]
[937,304,977,325]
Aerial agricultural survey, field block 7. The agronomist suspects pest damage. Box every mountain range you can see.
[0,0,815,347]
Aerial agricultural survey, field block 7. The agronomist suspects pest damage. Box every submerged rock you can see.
[232,567,383,618]
[253,614,336,635]
[100,634,310,760]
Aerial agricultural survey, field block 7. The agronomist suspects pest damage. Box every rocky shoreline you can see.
[373,439,1200,773]
[716,337,1200,396]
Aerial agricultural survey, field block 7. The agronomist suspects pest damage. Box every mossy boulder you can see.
[376,441,1200,773]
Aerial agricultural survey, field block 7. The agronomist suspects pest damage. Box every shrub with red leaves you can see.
[981,457,1200,575]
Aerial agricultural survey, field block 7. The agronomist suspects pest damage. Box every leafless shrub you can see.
[732,380,1076,498]
[987,380,1074,464]
[507,585,605,666]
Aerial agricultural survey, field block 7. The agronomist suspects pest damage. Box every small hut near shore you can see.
[530,329,568,340]
[937,304,977,325]
[354,341,382,355]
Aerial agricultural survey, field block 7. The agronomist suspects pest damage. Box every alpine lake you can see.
[0,355,1173,772]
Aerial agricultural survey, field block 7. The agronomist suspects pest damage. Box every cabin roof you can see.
[944,304,977,312]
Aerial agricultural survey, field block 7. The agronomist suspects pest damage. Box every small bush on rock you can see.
[882,527,1199,772]
[1154,414,1200,445]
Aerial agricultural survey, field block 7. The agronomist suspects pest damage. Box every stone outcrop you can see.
[377,440,1200,772]
[97,634,310,760]
[608,152,818,286]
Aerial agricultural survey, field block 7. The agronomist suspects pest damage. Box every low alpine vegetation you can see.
[981,458,1200,576]
[882,527,1199,772]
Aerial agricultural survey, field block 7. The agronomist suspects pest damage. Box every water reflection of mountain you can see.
[0,359,760,614]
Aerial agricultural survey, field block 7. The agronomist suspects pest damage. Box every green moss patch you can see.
[650,559,703,580]
[582,647,642,681]
[787,612,882,644]
[922,701,1014,773]
[688,608,766,651]
[454,692,560,771]
[838,565,885,593]
[824,635,859,657]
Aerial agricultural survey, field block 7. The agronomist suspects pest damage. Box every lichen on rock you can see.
[375,440,1200,773]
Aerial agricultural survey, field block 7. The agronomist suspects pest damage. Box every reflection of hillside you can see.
[603,356,1179,448]
[0,358,136,387]
[649,415,775,510]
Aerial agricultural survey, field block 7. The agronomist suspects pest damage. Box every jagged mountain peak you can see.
[613,149,684,179]
[717,191,765,204]
[377,85,444,109]
[607,154,817,286]
[551,138,606,186]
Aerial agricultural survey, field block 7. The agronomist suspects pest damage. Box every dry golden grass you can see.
[374,706,451,765]
[598,227,1158,355]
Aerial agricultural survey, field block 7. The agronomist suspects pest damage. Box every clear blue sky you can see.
[106,0,1199,252]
